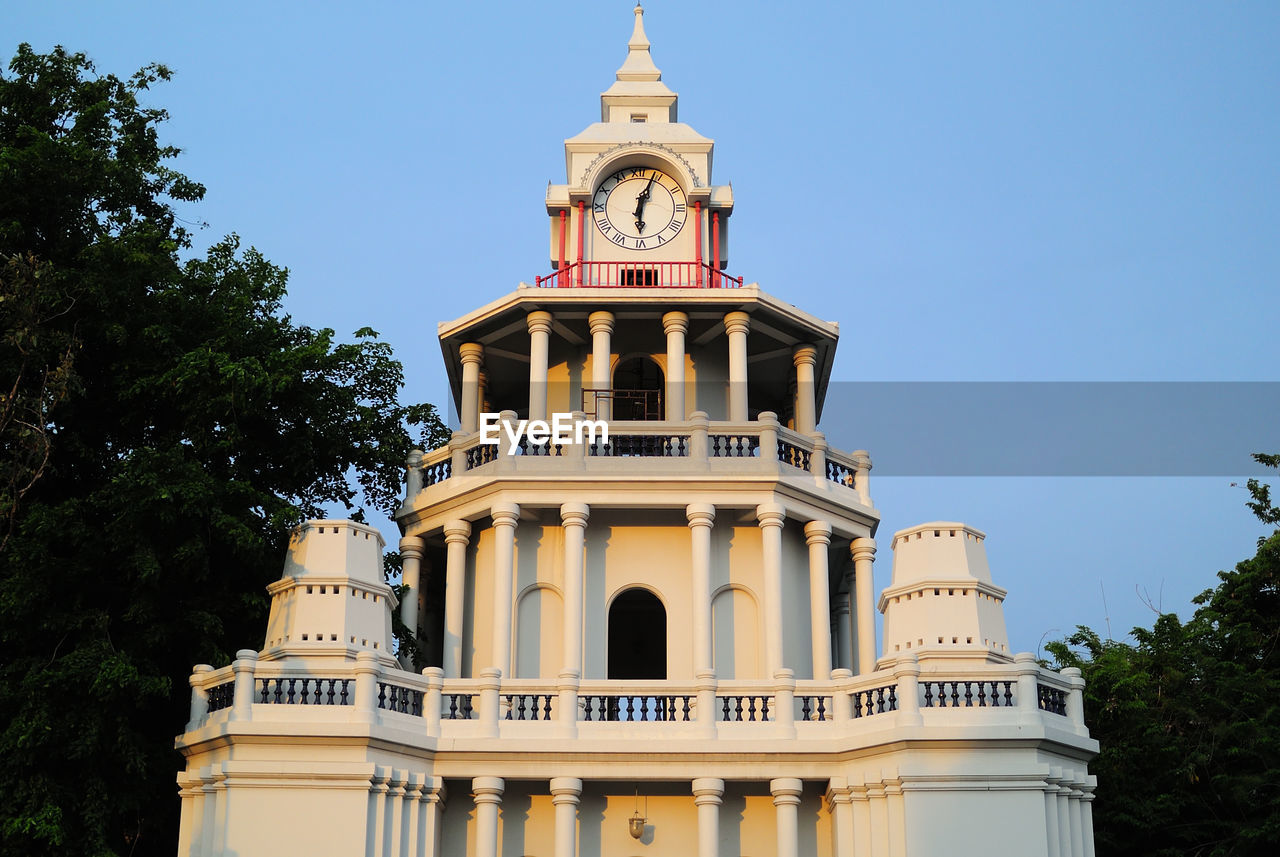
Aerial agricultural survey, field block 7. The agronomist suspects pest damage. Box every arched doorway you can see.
[607,588,667,680]
[612,356,664,420]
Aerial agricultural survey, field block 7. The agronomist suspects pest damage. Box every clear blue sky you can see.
[5,1,1277,653]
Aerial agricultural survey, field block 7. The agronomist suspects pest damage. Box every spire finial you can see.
[630,5,649,50]
[616,3,661,82]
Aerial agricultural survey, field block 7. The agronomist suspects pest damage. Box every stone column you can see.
[758,504,787,677]
[561,503,590,676]
[687,503,716,675]
[792,344,819,435]
[459,343,484,434]
[724,311,750,422]
[527,311,553,422]
[833,588,852,673]
[851,786,872,857]
[771,777,803,857]
[550,776,582,857]
[399,536,426,656]
[851,538,877,674]
[804,520,833,679]
[1044,776,1062,857]
[663,311,689,420]
[442,520,471,678]
[490,502,520,677]
[423,779,446,857]
[589,311,614,421]
[1081,790,1097,857]
[692,777,724,857]
[826,779,855,857]
[472,777,505,857]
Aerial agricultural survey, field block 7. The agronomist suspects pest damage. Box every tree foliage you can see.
[0,44,446,856]
[1048,453,1280,856]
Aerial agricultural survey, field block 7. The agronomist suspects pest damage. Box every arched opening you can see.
[607,588,667,679]
[611,356,664,420]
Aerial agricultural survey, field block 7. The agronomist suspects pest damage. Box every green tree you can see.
[1049,453,1280,856]
[0,44,446,856]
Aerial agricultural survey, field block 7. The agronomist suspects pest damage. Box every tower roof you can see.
[601,4,678,122]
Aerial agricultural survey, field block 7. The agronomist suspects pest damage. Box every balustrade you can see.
[378,682,424,715]
[504,693,556,721]
[851,684,898,718]
[206,681,235,713]
[589,434,689,457]
[710,434,759,457]
[1038,683,1068,716]
[258,677,352,706]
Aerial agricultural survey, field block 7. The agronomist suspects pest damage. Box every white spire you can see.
[616,4,662,82]
[601,4,677,122]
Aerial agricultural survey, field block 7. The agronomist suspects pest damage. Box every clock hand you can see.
[633,175,655,232]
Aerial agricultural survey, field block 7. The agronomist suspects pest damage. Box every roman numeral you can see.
[655,234,666,244]
[674,203,686,212]
[593,202,604,213]
[635,239,646,249]
[669,220,684,232]
[597,221,611,237]
[612,232,626,245]
[630,167,644,177]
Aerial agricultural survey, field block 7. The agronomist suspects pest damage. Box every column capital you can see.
[459,342,485,367]
[527,310,554,335]
[444,519,472,544]
[723,310,751,336]
[588,310,615,335]
[686,502,716,527]
[549,776,583,799]
[398,535,425,560]
[692,777,725,801]
[756,503,786,528]
[472,776,505,800]
[662,310,690,335]
[560,502,590,527]
[850,536,876,562]
[792,344,819,368]
[803,520,832,546]
[491,502,520,528]
[770,777,804,803]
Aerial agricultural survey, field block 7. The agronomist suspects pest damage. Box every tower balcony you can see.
[399,411,874,525]
[180,652,1095,767]
[534,260,743,289]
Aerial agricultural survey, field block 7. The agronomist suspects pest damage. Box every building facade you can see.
[175,7,1098,856]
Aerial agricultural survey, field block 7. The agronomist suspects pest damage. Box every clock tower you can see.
[546,5,732,280]
[174,8,1099,857]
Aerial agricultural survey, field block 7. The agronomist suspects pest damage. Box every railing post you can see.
[774,669,796,738]
[354,650,380,723]
[497,410,519,465]
[689,411,709,463]
[1061,667,1087,730]
[894,654,922,727]
[695,669,718,738]
[423,667,443,736]
[230,650,258,722]
[187,664,213,730]
[450,430,468,476]
[758,411,779,466]
[1015,652,1041,721]
[810,435,828,487]
[568,411,588,465]
[479,667,502,739]
[404,448,423,506]
[852,451,872,506]
[557,670,580,739]
[830,668,853,725]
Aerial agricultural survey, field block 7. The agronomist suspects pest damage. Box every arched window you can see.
[607,588,666,679]
[611,356,664,420]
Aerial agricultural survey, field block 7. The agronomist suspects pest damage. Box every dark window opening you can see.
[608,589,667,680]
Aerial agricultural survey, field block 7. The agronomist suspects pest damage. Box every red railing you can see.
[535,261,743,289]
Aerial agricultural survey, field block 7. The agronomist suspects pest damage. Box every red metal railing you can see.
[535,261,743,289]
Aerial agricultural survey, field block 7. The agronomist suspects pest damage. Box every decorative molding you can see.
[578,142,703,189]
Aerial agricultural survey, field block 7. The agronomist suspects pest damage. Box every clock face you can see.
[592,167,687,251]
